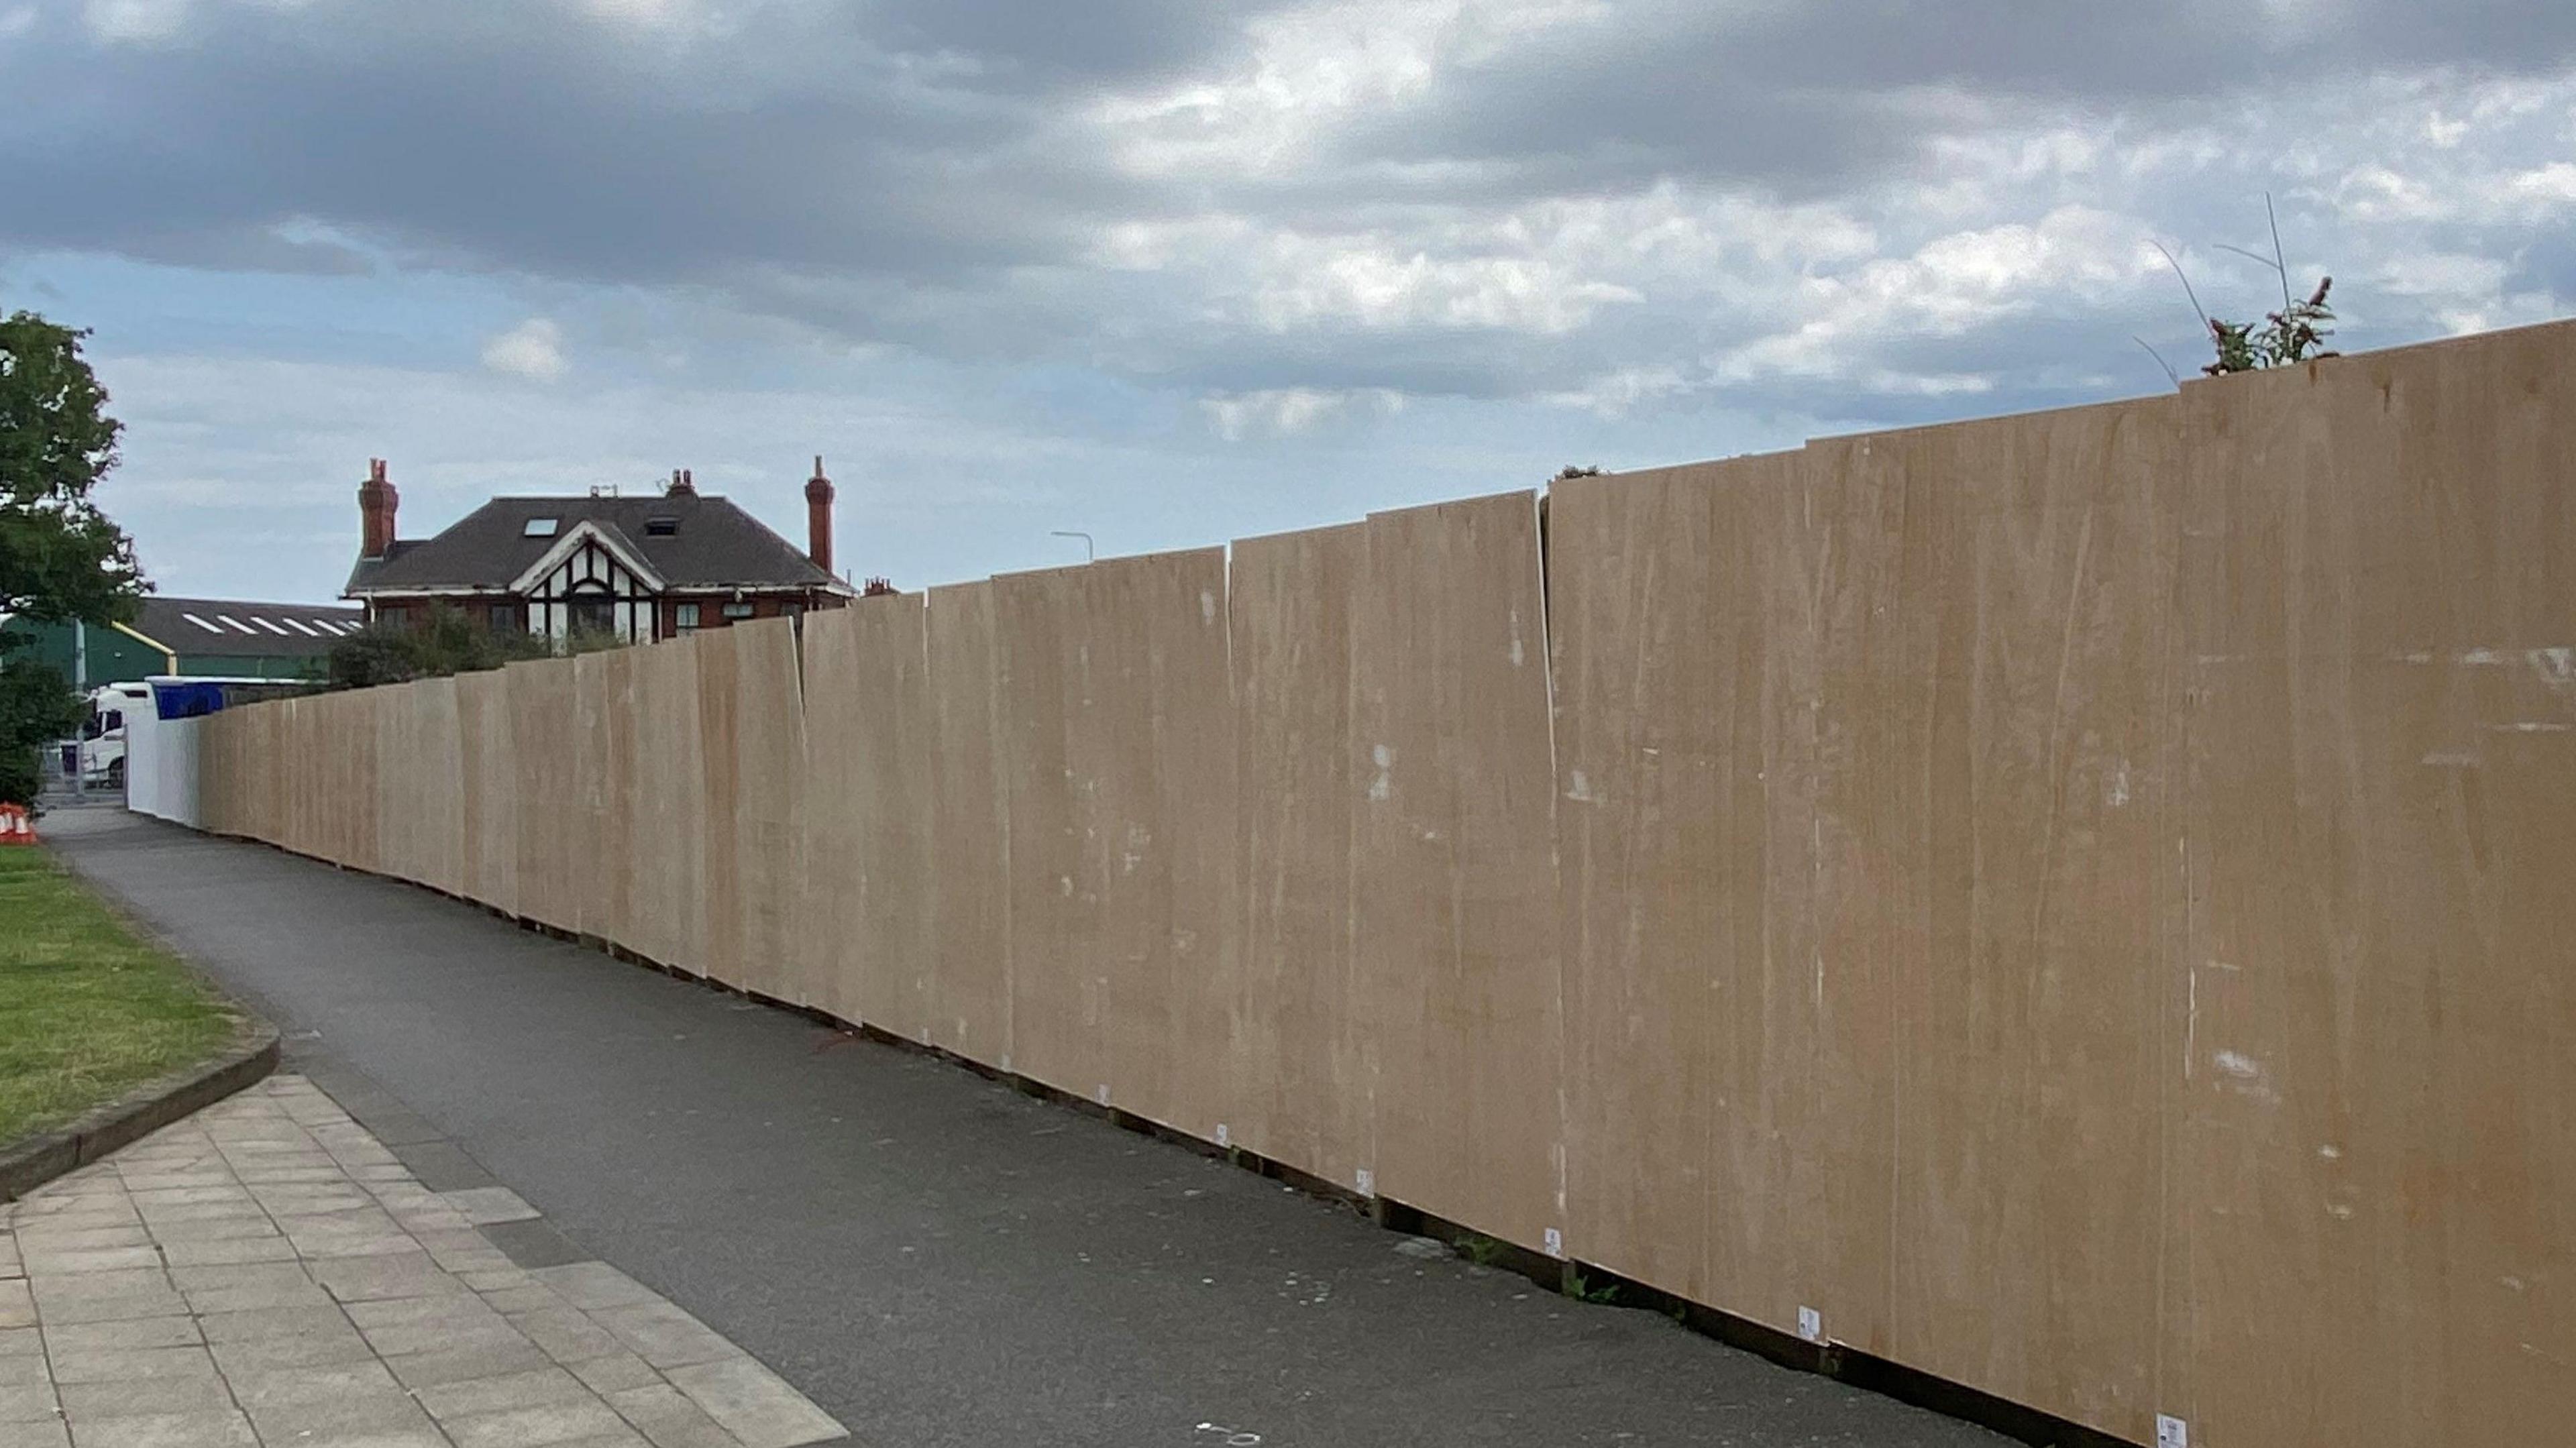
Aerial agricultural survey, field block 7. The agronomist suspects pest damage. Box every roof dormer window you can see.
[645,516,679,537]
[524,517,560,538]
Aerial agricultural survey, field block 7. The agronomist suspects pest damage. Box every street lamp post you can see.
[1050,531,1095,563]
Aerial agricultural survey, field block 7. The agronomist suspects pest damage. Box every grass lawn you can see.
[0,846,237,1146]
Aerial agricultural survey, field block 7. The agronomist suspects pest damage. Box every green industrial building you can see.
[5,595,366,689]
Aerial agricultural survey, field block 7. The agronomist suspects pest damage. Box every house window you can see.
[488,604,516,634]
[568,583,615,638]
[376,605,409,631]
[721,602,755,620]
[645,516,679,537]
[674,603,700,632]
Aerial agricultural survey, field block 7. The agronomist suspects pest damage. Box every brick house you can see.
[343,460,862,644]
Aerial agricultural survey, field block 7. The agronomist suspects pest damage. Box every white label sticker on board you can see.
[1215,1123,1230,1148]
[1542,1228,1564,1260]
[1356,1168,1375,1197]
[920,1025,931,1044]
[1797,1306,1823,1343]
[2156,1415,2189,1448]
[1000,1054,1012,1072]
[1095,1084,1112,1106]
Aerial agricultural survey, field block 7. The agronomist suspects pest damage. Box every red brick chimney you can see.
[666,468,697,498]
[358,458,400,559]
[804,455,836,575]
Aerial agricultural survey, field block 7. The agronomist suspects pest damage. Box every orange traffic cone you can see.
[0,803,35,846]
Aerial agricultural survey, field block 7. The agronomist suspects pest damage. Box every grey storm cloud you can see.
[4,0,2572,419]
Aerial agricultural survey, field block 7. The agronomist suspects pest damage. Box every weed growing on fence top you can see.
[0,849,233,1143]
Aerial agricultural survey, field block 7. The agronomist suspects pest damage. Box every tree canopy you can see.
[0,311,146,625]
[0,309,149,803]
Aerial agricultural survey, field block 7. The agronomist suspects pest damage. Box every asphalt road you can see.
[48,805,2011,1448]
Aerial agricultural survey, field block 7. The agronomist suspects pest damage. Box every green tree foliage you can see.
[0,313,146,624]
[322,606,632,689]
[0,311,148,803]
[324,606,553,689]
[0,659,83,805]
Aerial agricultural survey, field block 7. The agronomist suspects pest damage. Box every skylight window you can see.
[216,615,258,635]
[182,613,225,634]
[282,619,319,636]
[525,517,560,538]
[254,618,292,636]
[315,621,347,636]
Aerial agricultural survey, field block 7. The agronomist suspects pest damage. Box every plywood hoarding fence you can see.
[192,321,2576,1448]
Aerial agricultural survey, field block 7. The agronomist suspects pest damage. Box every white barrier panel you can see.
[123,688,205,828]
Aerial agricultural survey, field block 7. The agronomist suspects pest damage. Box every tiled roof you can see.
[344,494,843,596]
[134,596,368,657]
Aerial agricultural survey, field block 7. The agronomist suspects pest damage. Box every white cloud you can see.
[84,0,192,42]
[578,0,702,29]
[1201,386,1404,441]
[480,318,569,382]
[0,7,36,40]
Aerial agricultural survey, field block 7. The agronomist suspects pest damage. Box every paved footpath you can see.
[47,807,2011,1448]
[3,1075,843,1447]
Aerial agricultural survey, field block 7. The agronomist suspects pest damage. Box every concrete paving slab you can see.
[6,1072,841,1448]
[64,1408,259,1447]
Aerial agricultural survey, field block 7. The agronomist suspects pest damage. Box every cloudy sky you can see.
[5,1,2572,603]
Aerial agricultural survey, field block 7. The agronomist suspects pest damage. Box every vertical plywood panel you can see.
[729,620,807,1005]
[511,660,580,932]
[2180,328,2576,1447]
[694,630,745,989]
[998,567,1105,1097]
[1352,492,1563,1249]
[1230,523,1366,1184]
[798,607,869,1025]
[926,581,1012,1065]
[1093,549,1236,1137]
[572,650,636,942]
[1551,453,1803,1313]
[455,671,517,918]
[631,637,707,975]
[419,678,464,899]
[1875,402,2175,1440]
[847,596,937,1039]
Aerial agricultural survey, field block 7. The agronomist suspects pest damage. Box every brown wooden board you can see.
[630,636,708,975]
[1091,548,1238,1137]
[798,606,871,1024]
[455,669,517,918]
[1229,523,1368,1182]
[2176,325,2576,1447]
[1351,492,1564,1250]
[996,566,1104,1097]
[841,597,936,1038]
[419,677,465,899]
[1869,401,2175,1438]
[368,685,400,881]
[508,660,580,933]
[729,620,808,1005]
[926,581,1013,1065]
[572,650,636,944]
[1550,452,1798,1313]
[693,630,747,991]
